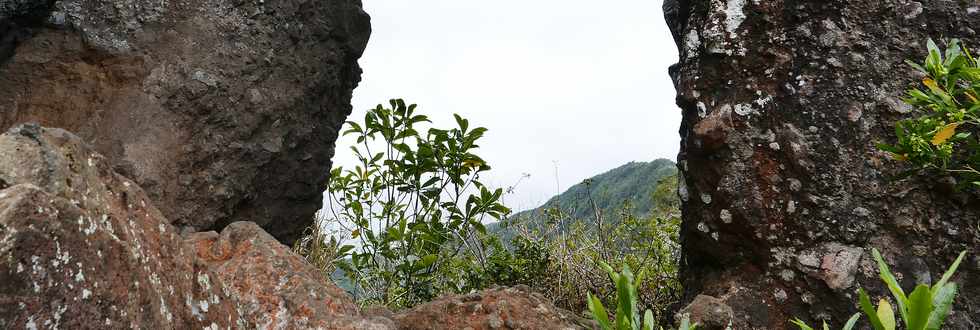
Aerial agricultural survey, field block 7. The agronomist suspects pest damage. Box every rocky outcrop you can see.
[0,125,588,329]
[0,0,370,244]
[0,125,245,328]
[666,0,979,328]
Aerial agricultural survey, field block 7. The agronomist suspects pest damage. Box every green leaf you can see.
[789,319,814,330]
[453,113,469,133]
[471,220,487,235]
[926,283,957,330]
[860,289,886,330]
[943,39,962,67]
[878,299,896,330]
[926,38,942,74]
[842,313,861,330]
[643,310,655,330]
[931,250,967,294]
[419,254,438,268]
[337,245,355,256]
[907,60,928,74]
[678,314,695,330]
[588,293,612,330]
[598,261,616,280]
[907,284,933,330]
[872,249,910,325]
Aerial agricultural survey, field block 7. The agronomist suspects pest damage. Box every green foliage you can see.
[318,99,510,308]
[587,262,695,330]
[493,160,678,241]
[791,248,967,330]
[878,39,980,188]
[298,99,682,317]
[856,248,967,330]
[499,172,682,324]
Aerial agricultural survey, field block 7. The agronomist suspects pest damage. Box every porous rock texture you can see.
[0,125,588,329]
[665,0,979,328]
[0,0,370,244]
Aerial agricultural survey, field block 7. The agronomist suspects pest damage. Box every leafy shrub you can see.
[878,39,980,188]
[791,248,967,330]
[587,262,695,330]
[857,249,966,330]
[316,99,510,308]
[297,99,682,315]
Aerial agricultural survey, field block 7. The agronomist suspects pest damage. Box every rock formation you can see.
[665,0,979,328]
[0,125,588,329]
[0,0,371,244]
[0,125,246,328]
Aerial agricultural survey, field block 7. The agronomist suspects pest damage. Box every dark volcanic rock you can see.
[0,0,371,244]
[0,125,245,328]
[666,0,979,328]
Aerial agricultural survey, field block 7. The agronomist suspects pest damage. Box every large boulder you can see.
[665,0,979,328]
[0,124,245,328]
[0,0,370,244]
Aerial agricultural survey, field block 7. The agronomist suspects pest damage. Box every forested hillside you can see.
[490,158,678,241]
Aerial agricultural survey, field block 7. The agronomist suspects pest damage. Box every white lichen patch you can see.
[697,222,710,233]
[160,296,173,322]
[700,193,712,204]
[733,103,756,116]
[82,288,92,299]
[720,209,733,223]
[26,316,38,330]
[723,0,747,35]
[74,263,85,282]
[187,294,203,319]
[197,273,212,291]
[684,30,701,59]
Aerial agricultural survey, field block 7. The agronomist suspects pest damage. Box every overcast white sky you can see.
[333,0,680,212]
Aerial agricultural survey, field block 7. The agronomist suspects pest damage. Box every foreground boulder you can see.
[665,0,979,328]
[0,125,245,328]
[0,0,371,244]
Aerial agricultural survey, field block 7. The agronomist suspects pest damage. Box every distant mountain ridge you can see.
[490,158,677,239]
